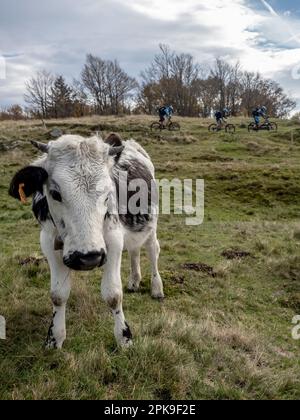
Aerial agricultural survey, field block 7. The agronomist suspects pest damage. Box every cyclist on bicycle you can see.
[252,106,267,128]
[215,108,230,130]
[158,105,174,126]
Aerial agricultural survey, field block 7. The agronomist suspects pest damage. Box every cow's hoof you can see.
[121,338,133,349]
[116,322,133,348]
[127,276,141,293]
[127,286,140,293]
[45,338,58,350]
[152,292,165,301]
[45,328,65,350]
[45,339,64,350]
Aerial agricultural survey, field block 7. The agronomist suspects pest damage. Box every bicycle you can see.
[208,122,236,134]
[248,118,278,132]
[150,117,181,132]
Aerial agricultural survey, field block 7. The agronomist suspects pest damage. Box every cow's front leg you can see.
[102,227,132,347]
[40,229,71,350]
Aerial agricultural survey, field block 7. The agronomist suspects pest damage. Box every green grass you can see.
[0,115,300,400]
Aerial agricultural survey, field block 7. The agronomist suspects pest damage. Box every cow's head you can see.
[9,135,124,271]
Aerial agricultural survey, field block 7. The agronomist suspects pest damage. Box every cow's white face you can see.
[34,136,122,271]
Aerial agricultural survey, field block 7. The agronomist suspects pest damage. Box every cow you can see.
[9,134,164,349]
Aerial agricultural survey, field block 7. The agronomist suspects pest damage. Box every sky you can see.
[0,0,300,111]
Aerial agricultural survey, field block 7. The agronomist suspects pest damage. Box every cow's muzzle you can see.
[63,250,107,271]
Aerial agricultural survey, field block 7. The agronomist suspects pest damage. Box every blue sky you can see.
[0,0,300,112]
[255,0,300,16]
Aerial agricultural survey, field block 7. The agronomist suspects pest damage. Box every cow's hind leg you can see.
[41,229,71,350]
[145,233,164,300]
[102,226,133,347]
[127,248,142,292]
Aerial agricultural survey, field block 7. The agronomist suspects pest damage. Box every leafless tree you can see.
[226,62,242,115]
[239,72,296,117]
[193,76,219,117]
[81,54,138,115]
[0,105,25,121]
[210,59,232,110]
[72,79,92,117]
[24,70,55,119]
[139,44,201,116]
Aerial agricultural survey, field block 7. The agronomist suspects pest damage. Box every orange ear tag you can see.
[18,183,28,204]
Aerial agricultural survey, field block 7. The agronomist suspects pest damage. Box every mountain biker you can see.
[158,105,174,126]
[215,108,230,130]
[252,106,267,128]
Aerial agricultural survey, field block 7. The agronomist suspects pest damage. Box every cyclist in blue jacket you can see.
[158,105,174,126]
[215,108,230,130]
[252,106,267,128]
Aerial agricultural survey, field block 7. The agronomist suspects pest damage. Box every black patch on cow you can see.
[32,194,50,223]
[113,158,156,232]
[45,312,57,350]
[9,166,48,200]
[123,322,133,341]
[110,146,125,163]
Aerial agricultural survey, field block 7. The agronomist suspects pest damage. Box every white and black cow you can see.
[9,134,164,349]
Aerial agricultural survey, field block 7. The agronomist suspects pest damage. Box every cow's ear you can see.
[105,134,124,162]
[105,133,123,148]
[9,166,48,202]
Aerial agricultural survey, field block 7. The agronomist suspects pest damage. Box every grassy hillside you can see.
[0,115,300,400]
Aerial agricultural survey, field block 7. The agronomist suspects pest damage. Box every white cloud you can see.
[118,0,201,21]
[120,0,263,48]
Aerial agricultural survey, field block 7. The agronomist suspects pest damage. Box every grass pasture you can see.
[0,115,300,400]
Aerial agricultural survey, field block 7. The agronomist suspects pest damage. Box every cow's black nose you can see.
[64,250,107,271]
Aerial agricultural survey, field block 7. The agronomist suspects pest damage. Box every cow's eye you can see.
[50,190,62,203]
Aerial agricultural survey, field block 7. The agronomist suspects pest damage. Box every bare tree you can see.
[72,79,92,117]
[81,55,107,113]
[0,105,25,121]
[81,54,137,115]
[139,44,201,116]
[210,59,232,110]
[106,60,138,114]
[226,62,242,115]
[240,71,262,115]
[239,72,296,117]
[24,70,55,119]
[193,76,219,117]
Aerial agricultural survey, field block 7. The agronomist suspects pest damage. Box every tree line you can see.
[0,45,296,121]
